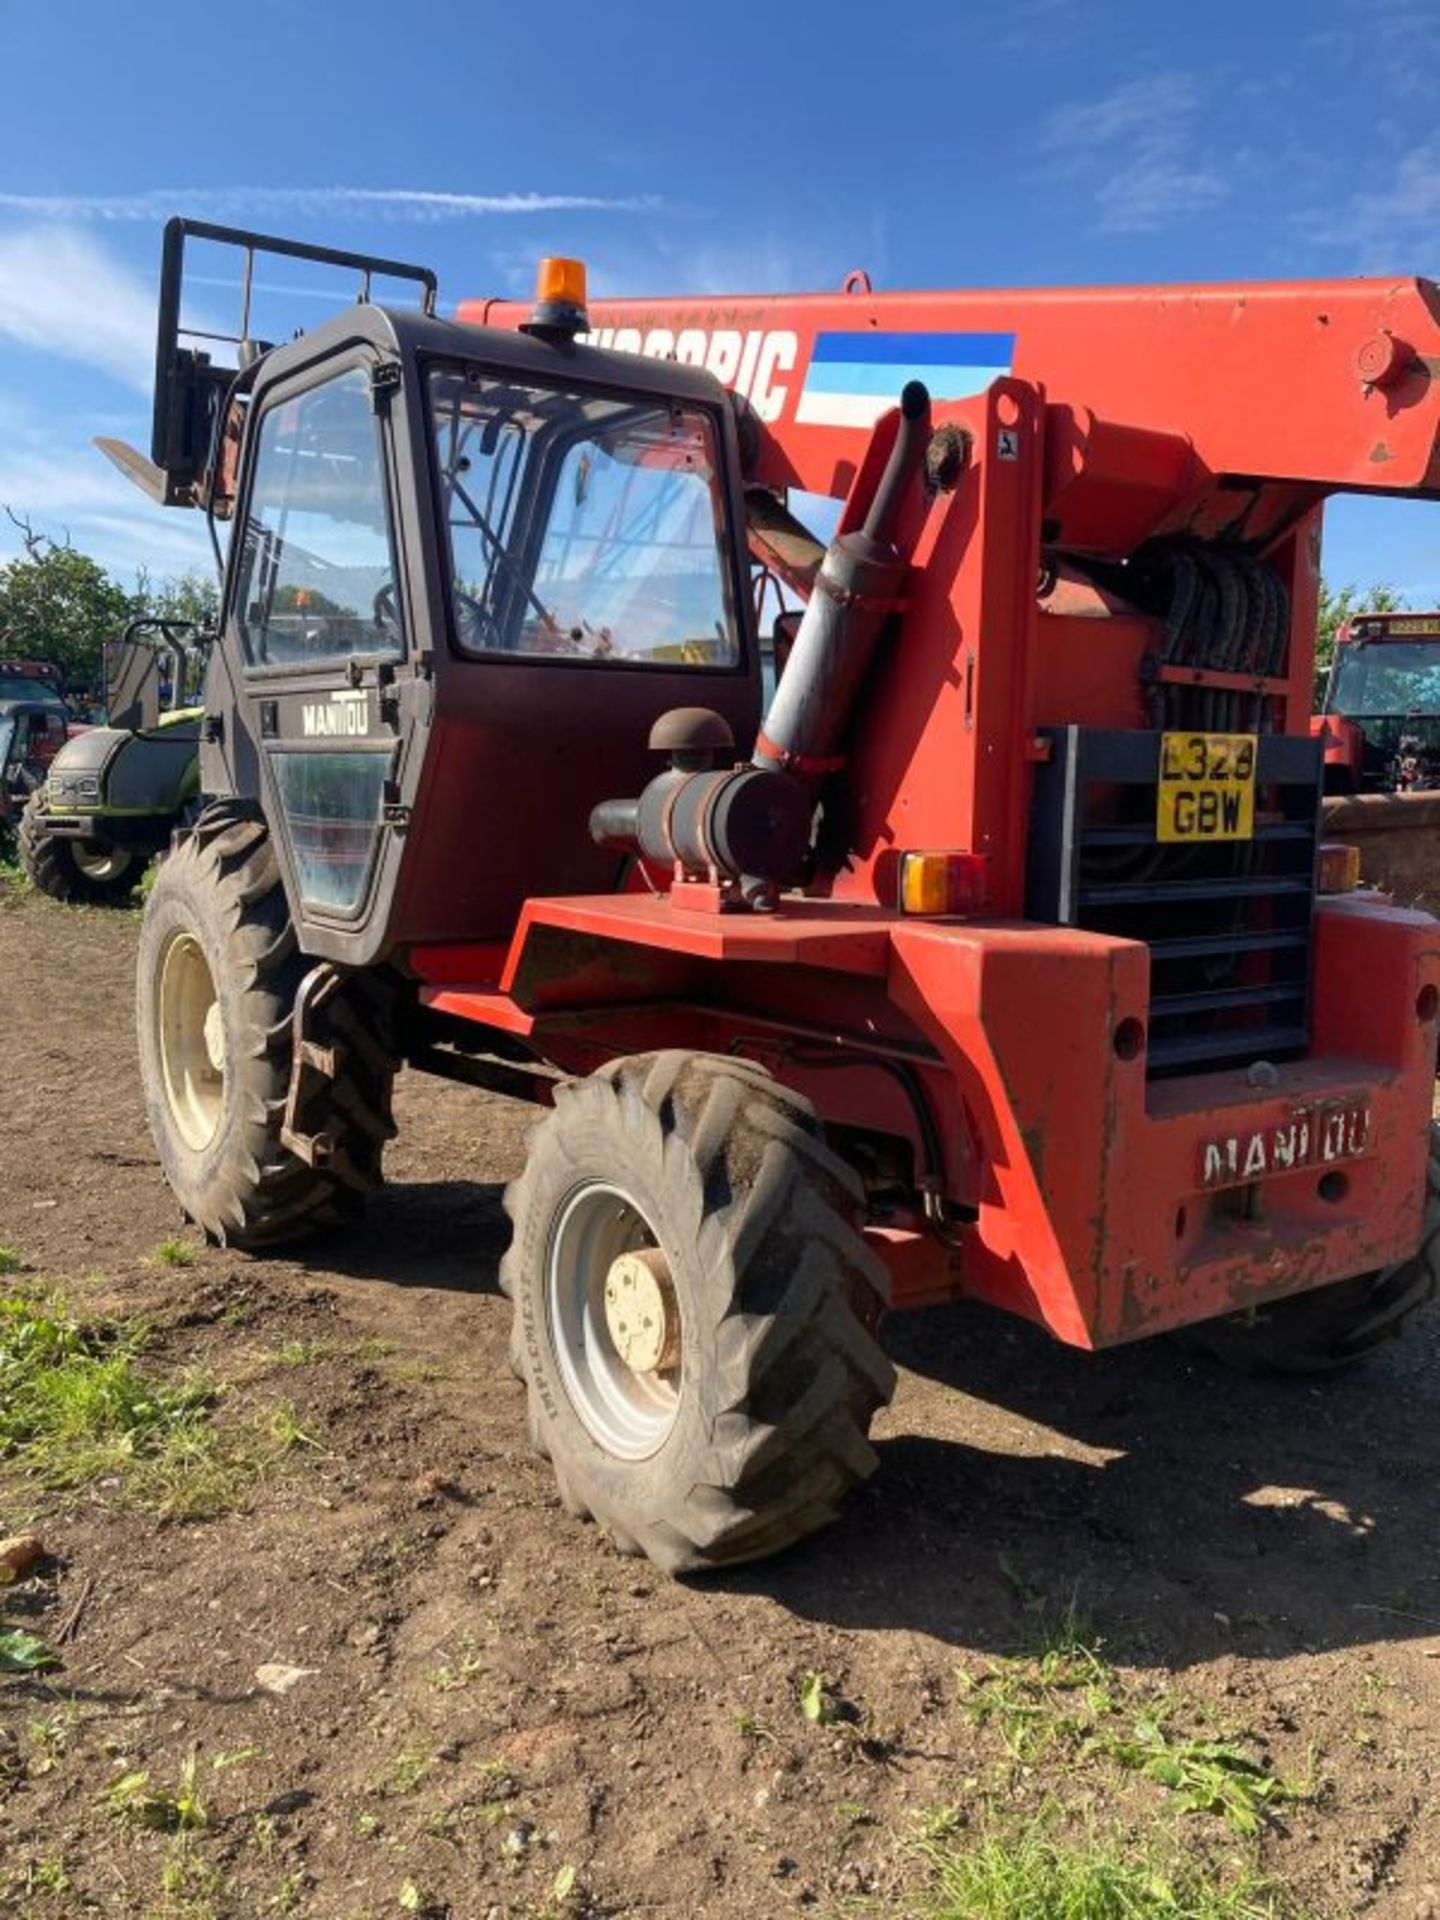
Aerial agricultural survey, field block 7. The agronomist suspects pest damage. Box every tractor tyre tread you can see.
[17,791,136,904]
[501,1049,895,1574]
[137,804,395,1250]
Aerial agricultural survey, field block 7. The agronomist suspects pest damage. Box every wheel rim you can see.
[545,1181,682,1461]
[157,930,224,1152]
[73,841,132,883]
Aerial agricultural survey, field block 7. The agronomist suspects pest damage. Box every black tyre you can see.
[501,1050,896,1573]
[18,792,137,904]
[137,803,396,1248]
[1183,1123,1440,1374]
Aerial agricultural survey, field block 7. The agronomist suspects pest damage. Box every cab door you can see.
[221,351,423,964]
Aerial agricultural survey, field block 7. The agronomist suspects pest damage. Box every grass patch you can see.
[149,1236,199,1270]
[0,1291,305,1517]
[919,1816,1305,1919]
[0,1246,22,1276]
[964,1635,1117,1764]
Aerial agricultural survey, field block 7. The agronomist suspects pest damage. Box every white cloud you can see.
[1040,72,1229,234]
[1307,140,1440,266]
[0,227,158,391]
[0,399,212,580]
[0,187,666,225]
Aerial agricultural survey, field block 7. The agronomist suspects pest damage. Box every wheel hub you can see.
[545,1181,682,1460]
[603,1248,680,1374]
[156,930,224,1153]
[72,841,132,883]
[203,1002,226,1074]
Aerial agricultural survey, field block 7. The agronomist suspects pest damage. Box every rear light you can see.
[899,851,989,916]
[1317,841,1362,894]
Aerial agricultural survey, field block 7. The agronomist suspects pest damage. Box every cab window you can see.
[235,368,402,667]
[429,368,740,667]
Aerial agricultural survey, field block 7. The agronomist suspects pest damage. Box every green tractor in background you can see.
[19,619,208,904]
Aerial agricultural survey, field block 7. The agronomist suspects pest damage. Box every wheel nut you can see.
[603,1248,680,1374]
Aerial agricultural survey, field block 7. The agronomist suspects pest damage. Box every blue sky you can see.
[1,0,1437,599]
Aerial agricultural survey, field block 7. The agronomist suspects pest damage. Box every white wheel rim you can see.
[157,930,224,1151]
[72,841,132,882]
[545,1181,681,1460]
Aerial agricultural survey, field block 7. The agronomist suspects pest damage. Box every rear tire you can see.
[18,792,137,904]
[137,803,396,1248]
[1182,1123,1440,1374]
[501,1051,895,1573]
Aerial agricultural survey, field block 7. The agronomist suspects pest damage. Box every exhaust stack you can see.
[754,379,931,793]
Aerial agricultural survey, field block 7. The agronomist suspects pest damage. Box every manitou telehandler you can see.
[117,218,1440,1572]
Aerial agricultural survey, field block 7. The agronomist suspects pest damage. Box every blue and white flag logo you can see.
[796,330,1015,429]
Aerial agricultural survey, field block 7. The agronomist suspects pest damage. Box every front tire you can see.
[1183,1123,1440,1374]
[137,804,396,1248]
[501,1051,895,1573]
[19,792,137,904]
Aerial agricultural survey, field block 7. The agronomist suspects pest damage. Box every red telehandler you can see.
[117,221,1440,1571]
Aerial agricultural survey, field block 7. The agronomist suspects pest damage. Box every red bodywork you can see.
[412,273,1440,1347]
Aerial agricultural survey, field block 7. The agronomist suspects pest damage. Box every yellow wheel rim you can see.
[157,931,224,1151]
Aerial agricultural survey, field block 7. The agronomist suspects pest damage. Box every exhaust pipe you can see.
[754,379,931,792]
[590,382,932,907]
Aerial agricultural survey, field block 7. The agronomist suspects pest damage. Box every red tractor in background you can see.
[0,659,81,837]
[112,221,1440,1573]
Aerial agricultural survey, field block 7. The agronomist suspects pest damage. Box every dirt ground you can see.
[1,884,1438,1919]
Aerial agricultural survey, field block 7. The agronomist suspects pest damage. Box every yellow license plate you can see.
[1157,732,1257,842]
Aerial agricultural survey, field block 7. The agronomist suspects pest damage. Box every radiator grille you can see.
[1026,728,1323,1077]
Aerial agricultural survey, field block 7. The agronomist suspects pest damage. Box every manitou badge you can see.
[1198,1100,1372,1191]
[301,690,370,738]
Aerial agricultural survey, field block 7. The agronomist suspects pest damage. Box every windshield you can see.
[1330,641,1440,718]
[0,673,60,705]
[428,369,740,667]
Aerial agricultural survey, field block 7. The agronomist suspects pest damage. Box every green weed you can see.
[377,1741,436,1796]
[962,1635,1117,1763]
[0,1246,22,1276]
[1088,1718,1313,1836]
[798,1669,836,1726]
[19,1855,73,1898]
[0,1627,57,1672]
[102,1747,254,1836]
[104,1755,209,1833]
[424,1633,484,1693]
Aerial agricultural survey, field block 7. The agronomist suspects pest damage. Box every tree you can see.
[133,566,221,630]
[1313,580,1404,705]
[0,511,133,694]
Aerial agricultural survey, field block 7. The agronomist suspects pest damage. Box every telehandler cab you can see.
[125,218,1440,1571]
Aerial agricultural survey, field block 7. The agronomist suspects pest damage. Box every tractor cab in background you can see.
[17,618,210,904]
[1317,610,1440,915]
[0,677,74,836]
[1319,610,1440,794]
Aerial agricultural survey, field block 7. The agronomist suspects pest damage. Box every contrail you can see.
[0,187,666,224]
